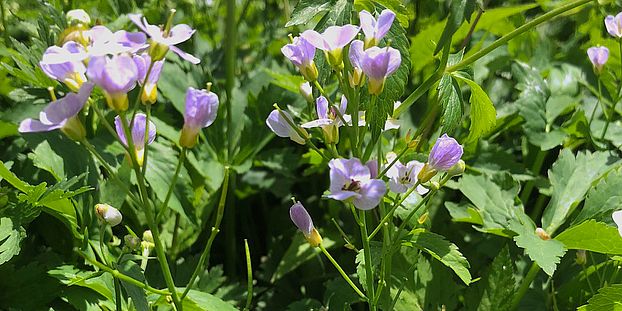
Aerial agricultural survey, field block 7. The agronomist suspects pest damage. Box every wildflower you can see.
[114,113,156,166]
[587,46,609,75]
[180,86,219,148]
[348,40,365,87]
[301,95,348,144]
[418,134,463,183]
[361,46,401,95]
[87,54,139,111]
[85,26,148,56]
[60,10,92,44]
[266,109,307,144]
[327,158,386,210]
[290,201,322,247]
[129,11,200,64]
[359,9,395,48]
[613,210,622,237]
[281,36,318,81]
[18,82,94,141]
[385,153,428,195]
[40,41,88,92]
[605,13,622,38]
[302,25,359,69]
[133,53,165,104]
[299,82,313,102]
[95,203,122,226]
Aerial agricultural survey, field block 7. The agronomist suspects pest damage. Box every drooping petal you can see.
[169,45,201,64]
[326,190,360,201]
[163,24,196,45]
[128,14,149,33]
[353,179,386,210]
[266,109,292,138]
[289,201,314,236]
[18,119,62,133]
[301,118,333,128]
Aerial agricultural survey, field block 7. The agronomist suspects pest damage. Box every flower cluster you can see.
[584,12,622,75]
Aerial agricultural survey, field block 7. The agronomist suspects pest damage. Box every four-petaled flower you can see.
[129,13,200,64]
[302,25,360,69]
[281,36,318,81]
[327,158,386,210]
[360,45,401,95]
[85,25,148,57]
[385,153,428,195]
[605,13,622,38]
[39,41,88,92]
[133,53,165,104]
[19,82,94,141]
[114,113,156,166]
[587,46,609,74]
[290,201,322,247]
[87,54,139,111]
[359,9,395,48]
[180,86,219,148]
[302,95,349,144]
[266,109,307,144]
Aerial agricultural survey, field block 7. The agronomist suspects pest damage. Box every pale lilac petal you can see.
[338,95,348,115]
[114,30,147,51]
[290,202,314,236]
[88,55,138,95]
[301,119,333,128]
[266,110,291,138]
[164,24,195,45]
[114,115,126,146]
[114,113,156,147]
[19,119,62,133]
[366,160,378,179]
[128,14,149,33]
[316,96,329,119]
[587,46,609,69]
[322,25,359,50]
[184,87,219,130]
[386,48,401,76]
[353,179,385,210]
[389,179,408,193]
[169,45,201,64]
[147,59,165,85]
[375,9,395,40]
[349,40,365,68]
[301,30,328,51]
[428,134,463,171]
[359,10,375,39]
[40,82,94,125]
[327,190,360,201]
[281,36,316,68]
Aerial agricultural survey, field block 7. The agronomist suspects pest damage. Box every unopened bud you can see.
[418,212,429,224]
[576,250,587,265]
[447,160,465,177]
[417,163,438,183]
[322,124,340,144]
[300,62,319,82]
[142,230,154,244]
[305,228,323,247]
[95,203,122,226]
[348,67,365,88]
[299,82,313,102]
[535,228,550,240]
[124,235,141,251]
[66,9,91,26]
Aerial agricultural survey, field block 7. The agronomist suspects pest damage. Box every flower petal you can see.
[353,179,386,210]
[169,45,201,64]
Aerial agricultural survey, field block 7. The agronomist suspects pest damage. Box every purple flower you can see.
[266,109,307,144]
[299,82,313,102]
[180,86,219,148]
[86,25,147,56]
[385,153,428,195]
[302,25,360,69]
[359,9,395,48]
[114,113,156,166]
[361,46,401,95]
[39,41,88,92]
[428,134,463,171]
[301,95,348,144]
[605,13,622,38]
[366,160,378,179]
[129,13,200,64]
[87,54,139,111]
[327,158,386,210]
[19,82,94,140]
[348,40,365,87]
[587,46,609,74]
[290,201,322,247]
[281,36,318,81]
[133,53,165,104]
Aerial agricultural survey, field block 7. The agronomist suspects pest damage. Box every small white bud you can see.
[95,203,122,226]
[66,9,91,26]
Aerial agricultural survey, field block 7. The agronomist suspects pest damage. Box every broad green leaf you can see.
[509,213,566,276]
[158,60,197,115]
[0,218,26,265]
[457,173,522,237]
[271,234,335,282]
[578,284,622,311]
[182,290,238,311]
[264,69,307,94]
[285,0,332,27]
[453,75,496,143]
[434,0,476,54]
[324,277,366,310]
[30,140,66,181]
[444,202,483,225]
[118,259,149,311]
[403,229,472,285]
[573,168,622,225]
[48,265,115,301]
[555,220,622,255]
[438,74,463,135]
[472,245,516,311]
[355,241,383,287]
[542,150,617,235]
[286,299,324,311]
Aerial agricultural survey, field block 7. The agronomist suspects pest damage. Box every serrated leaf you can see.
[578,284,622,311]
[509,213,566,276]
[542,150,618,235]
[453,75,496,143]
[371,0,409,27]
[0,218,26,265]
[118,260,148,311]
[324,277,365,310]
[403,229,472,285]
[438,74,463,135]
[573,168,622,226]
[555,220,622,255]
[474,245,516,311]
[355,241,382,287]
[285,0,332,27]
[434,0,476,54]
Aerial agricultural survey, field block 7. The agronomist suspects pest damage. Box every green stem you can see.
[378,145,411,179]
[244,239,253,311]
[509,262,541,311]
[589,79,602,126]
[118,113,183,310]
[369,182,421,240]
[99,223,108,265]
[225,0,236,161]
[313,80,357,154]
[181,167,231,299]
[319,244,367,300]
[141,104,152,177]
[114,278,122,311]
[155,148,187,223]
[0,0,8,46]
[602,38,622,139]
[77,251,170,296]
[357,209,376,310]
[274,105,333,161]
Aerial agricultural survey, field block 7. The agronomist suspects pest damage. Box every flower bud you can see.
[535,228,550,240]
[322,124,340,144]
[299,82,313,102]
[290,201,322,247]
[417,163,438,183]
[576,250,587,265]
[66,9,91,26]
[429,181,440,191]
[142,230,154,244]
[300,62,319,82]
[124,235,141,251]
[95,203,122,226]
[418,212,429,224]
[349,67,365,88]
[447,160,466,177]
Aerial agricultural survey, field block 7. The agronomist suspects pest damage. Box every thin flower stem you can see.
[155,148,187,223]
[369,182,422,240]
[181,167,231,299]
[89,101,131,153]
[582,262,596,295]
[99,223,109,265]
[389,251,419,309]
[509,262,540,310]
[313,80,358,155]
[602,38,622,139]
[77,251,170,296]
[377,145,410,179]
[274,105,333,161]
[130,61,155,121]
[319,244,367,300]
[589,79,603,126]
[118,113,183,310]
[225,0,236,161]
[356,208,376,310]
[243,239,253,311]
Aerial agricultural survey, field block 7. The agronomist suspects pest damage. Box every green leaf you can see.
[578,284,622,311]
[0,218,26,265]
[444,202,484,225]
[118,259,149,311]
[285,0,332,27]
[555,220,622,255]
[271,234,336,282]
[437,74,463,135]
[453,75,496,143]
[286,298,324,311]
[371,0,409,27]
[573,168,622,226]
[324,277,366,310]
[473,245,516,311]
[355,241,383,287]
[403,229,472,285]
[542,150,617,234]
[48,265,115,301]
[434,0,476,54]
[509,213,566,276]
[182,290,238,311]
[264,69,307,94]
